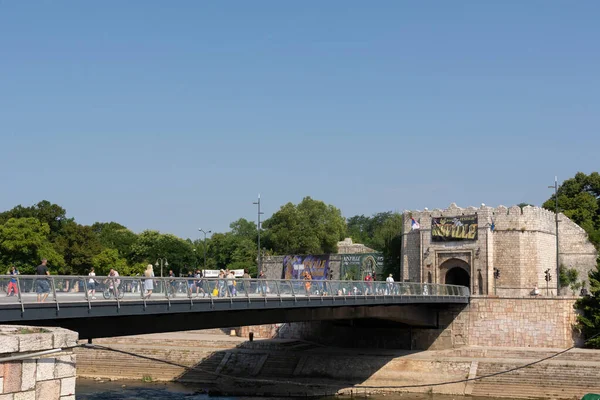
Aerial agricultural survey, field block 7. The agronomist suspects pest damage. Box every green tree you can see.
[53,222,103,275]
[576,257,600,348]
[543,172,600,248]
[91,222,138,260]
[229,218,257,240]
[0,217,64,273]
[130,230,195,275]
[263,197,346,254]
[347,211,403,279]
[92,248,129,276]
[0,201,70,239]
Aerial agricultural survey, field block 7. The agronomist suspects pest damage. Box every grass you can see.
[17,327,50,334]
[141,375,153,383]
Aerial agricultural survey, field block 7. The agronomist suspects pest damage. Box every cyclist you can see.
[106,268,121,298]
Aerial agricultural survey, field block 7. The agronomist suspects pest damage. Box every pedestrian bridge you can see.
[0,275,469,339]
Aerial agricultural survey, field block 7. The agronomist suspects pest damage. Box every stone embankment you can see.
[0,325,77,400]
[75,330,600,399]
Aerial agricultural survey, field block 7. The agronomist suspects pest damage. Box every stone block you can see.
[0,394,14,400]
[36,359,55,382]
[52,331,77,349]
[3,362,22,393]
[54,355,75,379]
[59,377,75,396]
[14,391,35,400]
[60,396,75,400]
[20,360,36,391]
[18,334,53,353]
[0,336,19,355]
[35,380,60,400]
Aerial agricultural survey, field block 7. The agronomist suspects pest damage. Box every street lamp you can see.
[155,258,168,278]
[198,229,211,270]
[253,194,264,274]
[548,176,560,296]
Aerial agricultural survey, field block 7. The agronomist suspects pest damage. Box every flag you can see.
[411,217,420,231]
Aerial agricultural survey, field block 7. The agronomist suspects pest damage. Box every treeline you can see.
[0,197,402,277]
[2,171,597,279]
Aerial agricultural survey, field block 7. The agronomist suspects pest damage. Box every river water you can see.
[76,379,505,400]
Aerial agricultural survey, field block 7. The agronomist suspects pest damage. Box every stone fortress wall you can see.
[402,203,597,296]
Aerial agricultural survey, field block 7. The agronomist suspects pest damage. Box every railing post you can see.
[82,278,91,310]
[16,276,24,314]
[113,277,121,309]
[275,280,282,304]
[50,277,59,311]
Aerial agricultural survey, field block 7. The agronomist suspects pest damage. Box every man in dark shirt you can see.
[36,258,50,303]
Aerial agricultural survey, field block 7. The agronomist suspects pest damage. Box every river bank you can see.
[75,330,600,399]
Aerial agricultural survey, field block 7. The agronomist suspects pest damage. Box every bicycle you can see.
[102,281,124,299]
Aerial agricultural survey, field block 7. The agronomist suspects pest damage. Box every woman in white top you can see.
[144,264,154,298]
[88,268,97,299]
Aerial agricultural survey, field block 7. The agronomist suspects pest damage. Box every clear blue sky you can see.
[1,1,598,239]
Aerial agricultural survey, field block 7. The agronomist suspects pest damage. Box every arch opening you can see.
[445,267,470,288]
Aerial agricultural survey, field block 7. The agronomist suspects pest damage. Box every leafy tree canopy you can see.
[0,217,64,273]
[347,211,403,279]
[543,172,600,248]
[576,257,600,348]
[263,197,346,255]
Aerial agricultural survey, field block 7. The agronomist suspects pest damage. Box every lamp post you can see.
[548,177,560,295]
[253,194,264,274]
[198,229,211,270]
[155,258,168,278]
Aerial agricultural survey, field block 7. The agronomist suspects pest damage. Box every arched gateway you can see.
[439,259,471,290]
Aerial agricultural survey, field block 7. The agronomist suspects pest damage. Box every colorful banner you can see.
[282,255,330,281]
[431,215,478,241]
[340,253,384,281]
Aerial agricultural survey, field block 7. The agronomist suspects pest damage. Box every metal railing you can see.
[0,275,470,312]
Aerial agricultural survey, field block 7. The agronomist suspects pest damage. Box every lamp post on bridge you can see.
[155,258,168,278]
[253,194,264,275]
[198,229,211,270]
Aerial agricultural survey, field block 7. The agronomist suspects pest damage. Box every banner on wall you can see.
[282,255,330,281]
[431,215,478,241]
[340,253,384,281]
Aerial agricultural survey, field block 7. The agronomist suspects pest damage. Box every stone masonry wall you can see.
[402,203,597,296]
[0,326,77,400]
[279,297,579,350]
[466,297,580,348]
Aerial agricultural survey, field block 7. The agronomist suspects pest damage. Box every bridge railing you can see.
[0,275,469,309]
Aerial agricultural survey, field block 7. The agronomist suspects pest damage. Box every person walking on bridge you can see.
[7,266,19,297]
[144,264,154,298]
[386,273,395,295]
[36,259,50,303]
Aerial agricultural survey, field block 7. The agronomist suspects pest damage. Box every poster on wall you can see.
[340,253,384,281]
[282,255,330,281]
[431,215,478,241]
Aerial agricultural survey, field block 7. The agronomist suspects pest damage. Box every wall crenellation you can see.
[406,204,561,234]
